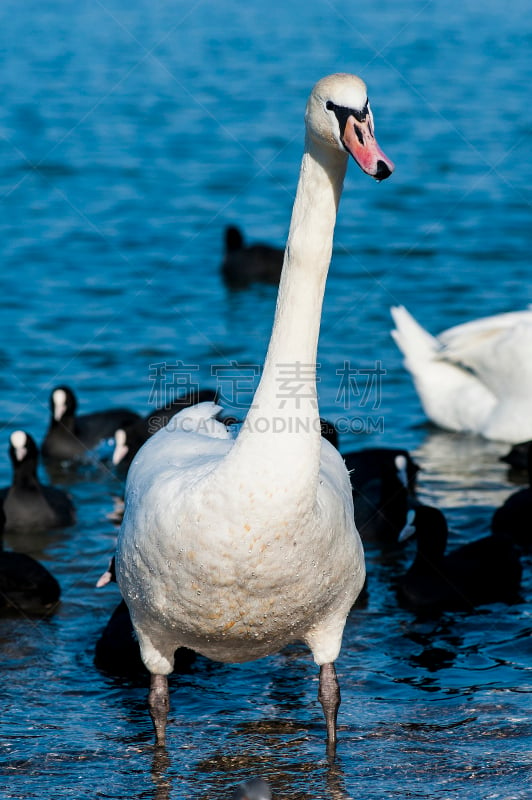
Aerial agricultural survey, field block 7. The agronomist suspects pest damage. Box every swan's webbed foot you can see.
[318,662,340,757]
[149,673,169,747]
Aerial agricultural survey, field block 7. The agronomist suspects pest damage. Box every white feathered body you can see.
[117,404,364,673]
[391,306,532,442]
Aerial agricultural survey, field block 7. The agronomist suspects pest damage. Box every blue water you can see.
[1,0,531,797]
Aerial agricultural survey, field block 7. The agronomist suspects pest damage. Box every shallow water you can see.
[1,0,531,798]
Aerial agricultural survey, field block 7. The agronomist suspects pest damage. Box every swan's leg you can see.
[149,673,169,747]
[131,622,177,746]
[318,663,340,751]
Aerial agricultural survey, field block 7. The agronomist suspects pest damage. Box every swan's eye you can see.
[326,100,369,126]
[326,101,350,135]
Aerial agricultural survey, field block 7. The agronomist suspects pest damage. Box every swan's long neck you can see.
[253,137,347,415]
[227,135,348,484]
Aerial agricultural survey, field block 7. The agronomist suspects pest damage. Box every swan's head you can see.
[306,73,394,181]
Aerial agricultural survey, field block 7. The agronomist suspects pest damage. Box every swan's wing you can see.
[318,438,356,516]
[438,310,532,351]
[125,401,234,493]
[315,438,365,625]
[441,321,532,400]
[164,401,231,439]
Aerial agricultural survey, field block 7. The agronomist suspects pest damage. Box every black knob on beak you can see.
[375,160,392,181]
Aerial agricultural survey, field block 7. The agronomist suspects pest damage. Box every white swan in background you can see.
[391,305,532,442]
[116,73,394,750]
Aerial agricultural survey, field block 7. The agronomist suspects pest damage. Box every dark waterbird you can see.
[41,385,140,461]
[112,388,219,470]
[492,441,532,548]
[221,225,284,287]
[0,431,76,531]
[0,507,61,614]
[500,439,531,473]
[397,505,522,615]
[344,448,419,541]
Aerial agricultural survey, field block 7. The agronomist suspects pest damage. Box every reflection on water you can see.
[412,429,515,516]
[151,750,171,800]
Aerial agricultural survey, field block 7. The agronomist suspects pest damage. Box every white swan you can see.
[391,305,532,442]
[116,73,394,749]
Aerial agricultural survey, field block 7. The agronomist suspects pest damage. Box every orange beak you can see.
[342,110,394,181]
